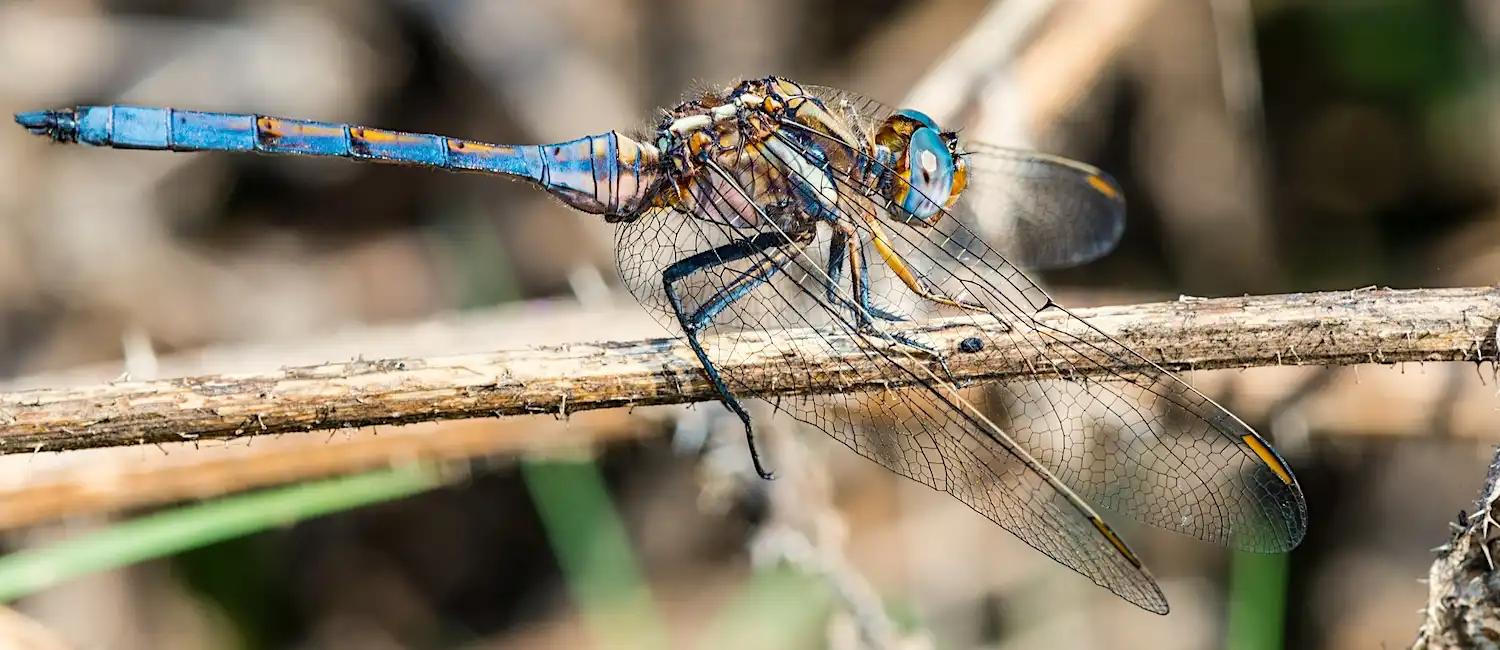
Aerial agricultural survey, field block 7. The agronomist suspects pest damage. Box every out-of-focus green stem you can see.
[0,465,444,602]
[1227,550,1291,650]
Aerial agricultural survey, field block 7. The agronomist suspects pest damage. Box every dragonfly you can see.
[15,76,1306,614]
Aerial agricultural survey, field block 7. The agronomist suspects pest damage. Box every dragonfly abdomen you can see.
[534,131,663,217]
[15,106,663,217]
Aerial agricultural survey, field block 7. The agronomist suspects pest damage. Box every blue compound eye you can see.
[892,126,959,223]
[893,108,939,131]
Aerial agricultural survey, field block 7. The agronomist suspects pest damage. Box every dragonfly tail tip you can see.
[13,110,77,142]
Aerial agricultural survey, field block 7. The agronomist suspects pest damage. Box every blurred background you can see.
[0,0,1497,648]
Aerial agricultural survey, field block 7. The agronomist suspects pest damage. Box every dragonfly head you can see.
[876,109,968,224]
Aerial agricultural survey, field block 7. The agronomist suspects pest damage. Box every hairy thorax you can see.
[644,77,881,235]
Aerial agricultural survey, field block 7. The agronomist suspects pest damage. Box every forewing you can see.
[614,142,1172,614]
[777,86,1307,551]
[950,143,1126,270]
[802,144,1308,554]
[804,86,1126,270]
[802,84,897,136]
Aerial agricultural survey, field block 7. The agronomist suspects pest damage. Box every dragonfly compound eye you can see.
[891,126,959,224]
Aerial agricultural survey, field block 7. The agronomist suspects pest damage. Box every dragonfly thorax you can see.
[647,78,847,231]
[642,77,970,235]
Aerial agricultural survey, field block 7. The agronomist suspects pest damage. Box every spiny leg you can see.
[835,223,966,386]
[687,149,960,465]
[824,227,848,307]
[663,231,801,480]
[823,227,906,323]
[862,213,987,312]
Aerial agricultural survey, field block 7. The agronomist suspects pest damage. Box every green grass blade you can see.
[521,456,670,650]
[0,465,443,602]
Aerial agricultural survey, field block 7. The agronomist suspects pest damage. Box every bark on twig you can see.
[0,286,1494,457]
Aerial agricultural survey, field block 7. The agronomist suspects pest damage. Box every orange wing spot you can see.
[1241,434,1295,485]
[1087,174,1121,200]
[1090,517,1144,569]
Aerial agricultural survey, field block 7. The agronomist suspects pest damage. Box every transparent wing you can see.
[761,107,1307,554]
[614,144,1171,613]
[805,86,1126,270]
[954,143,1127,270]
[801,84,898,133]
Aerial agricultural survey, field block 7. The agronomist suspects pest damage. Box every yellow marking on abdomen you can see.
[351,127,417,143]
[447,140,519,155]
[256,117,343,137]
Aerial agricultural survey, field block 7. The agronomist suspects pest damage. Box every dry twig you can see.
[0,286,1493,457]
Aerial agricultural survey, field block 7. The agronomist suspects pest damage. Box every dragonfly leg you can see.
[746,119,979,316]
[663,231,801,480]
[862,215,987,312]
[824,227,847,306]
[824,226,907,322]
[849,226,910,323]
[836,224,966,386]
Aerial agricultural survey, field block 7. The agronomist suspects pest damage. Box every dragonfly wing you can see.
[806,387,1171,613]
[813,148,1308,554]
[802,84,898,135]
[614,145,1172,613]
[950,142,1127,270]
[803,86,1127,271]
[764,89,1306,551]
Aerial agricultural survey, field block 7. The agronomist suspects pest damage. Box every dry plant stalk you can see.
[1414,449,1500,649]
[0,286,1493,457]
[0,414,658,531]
